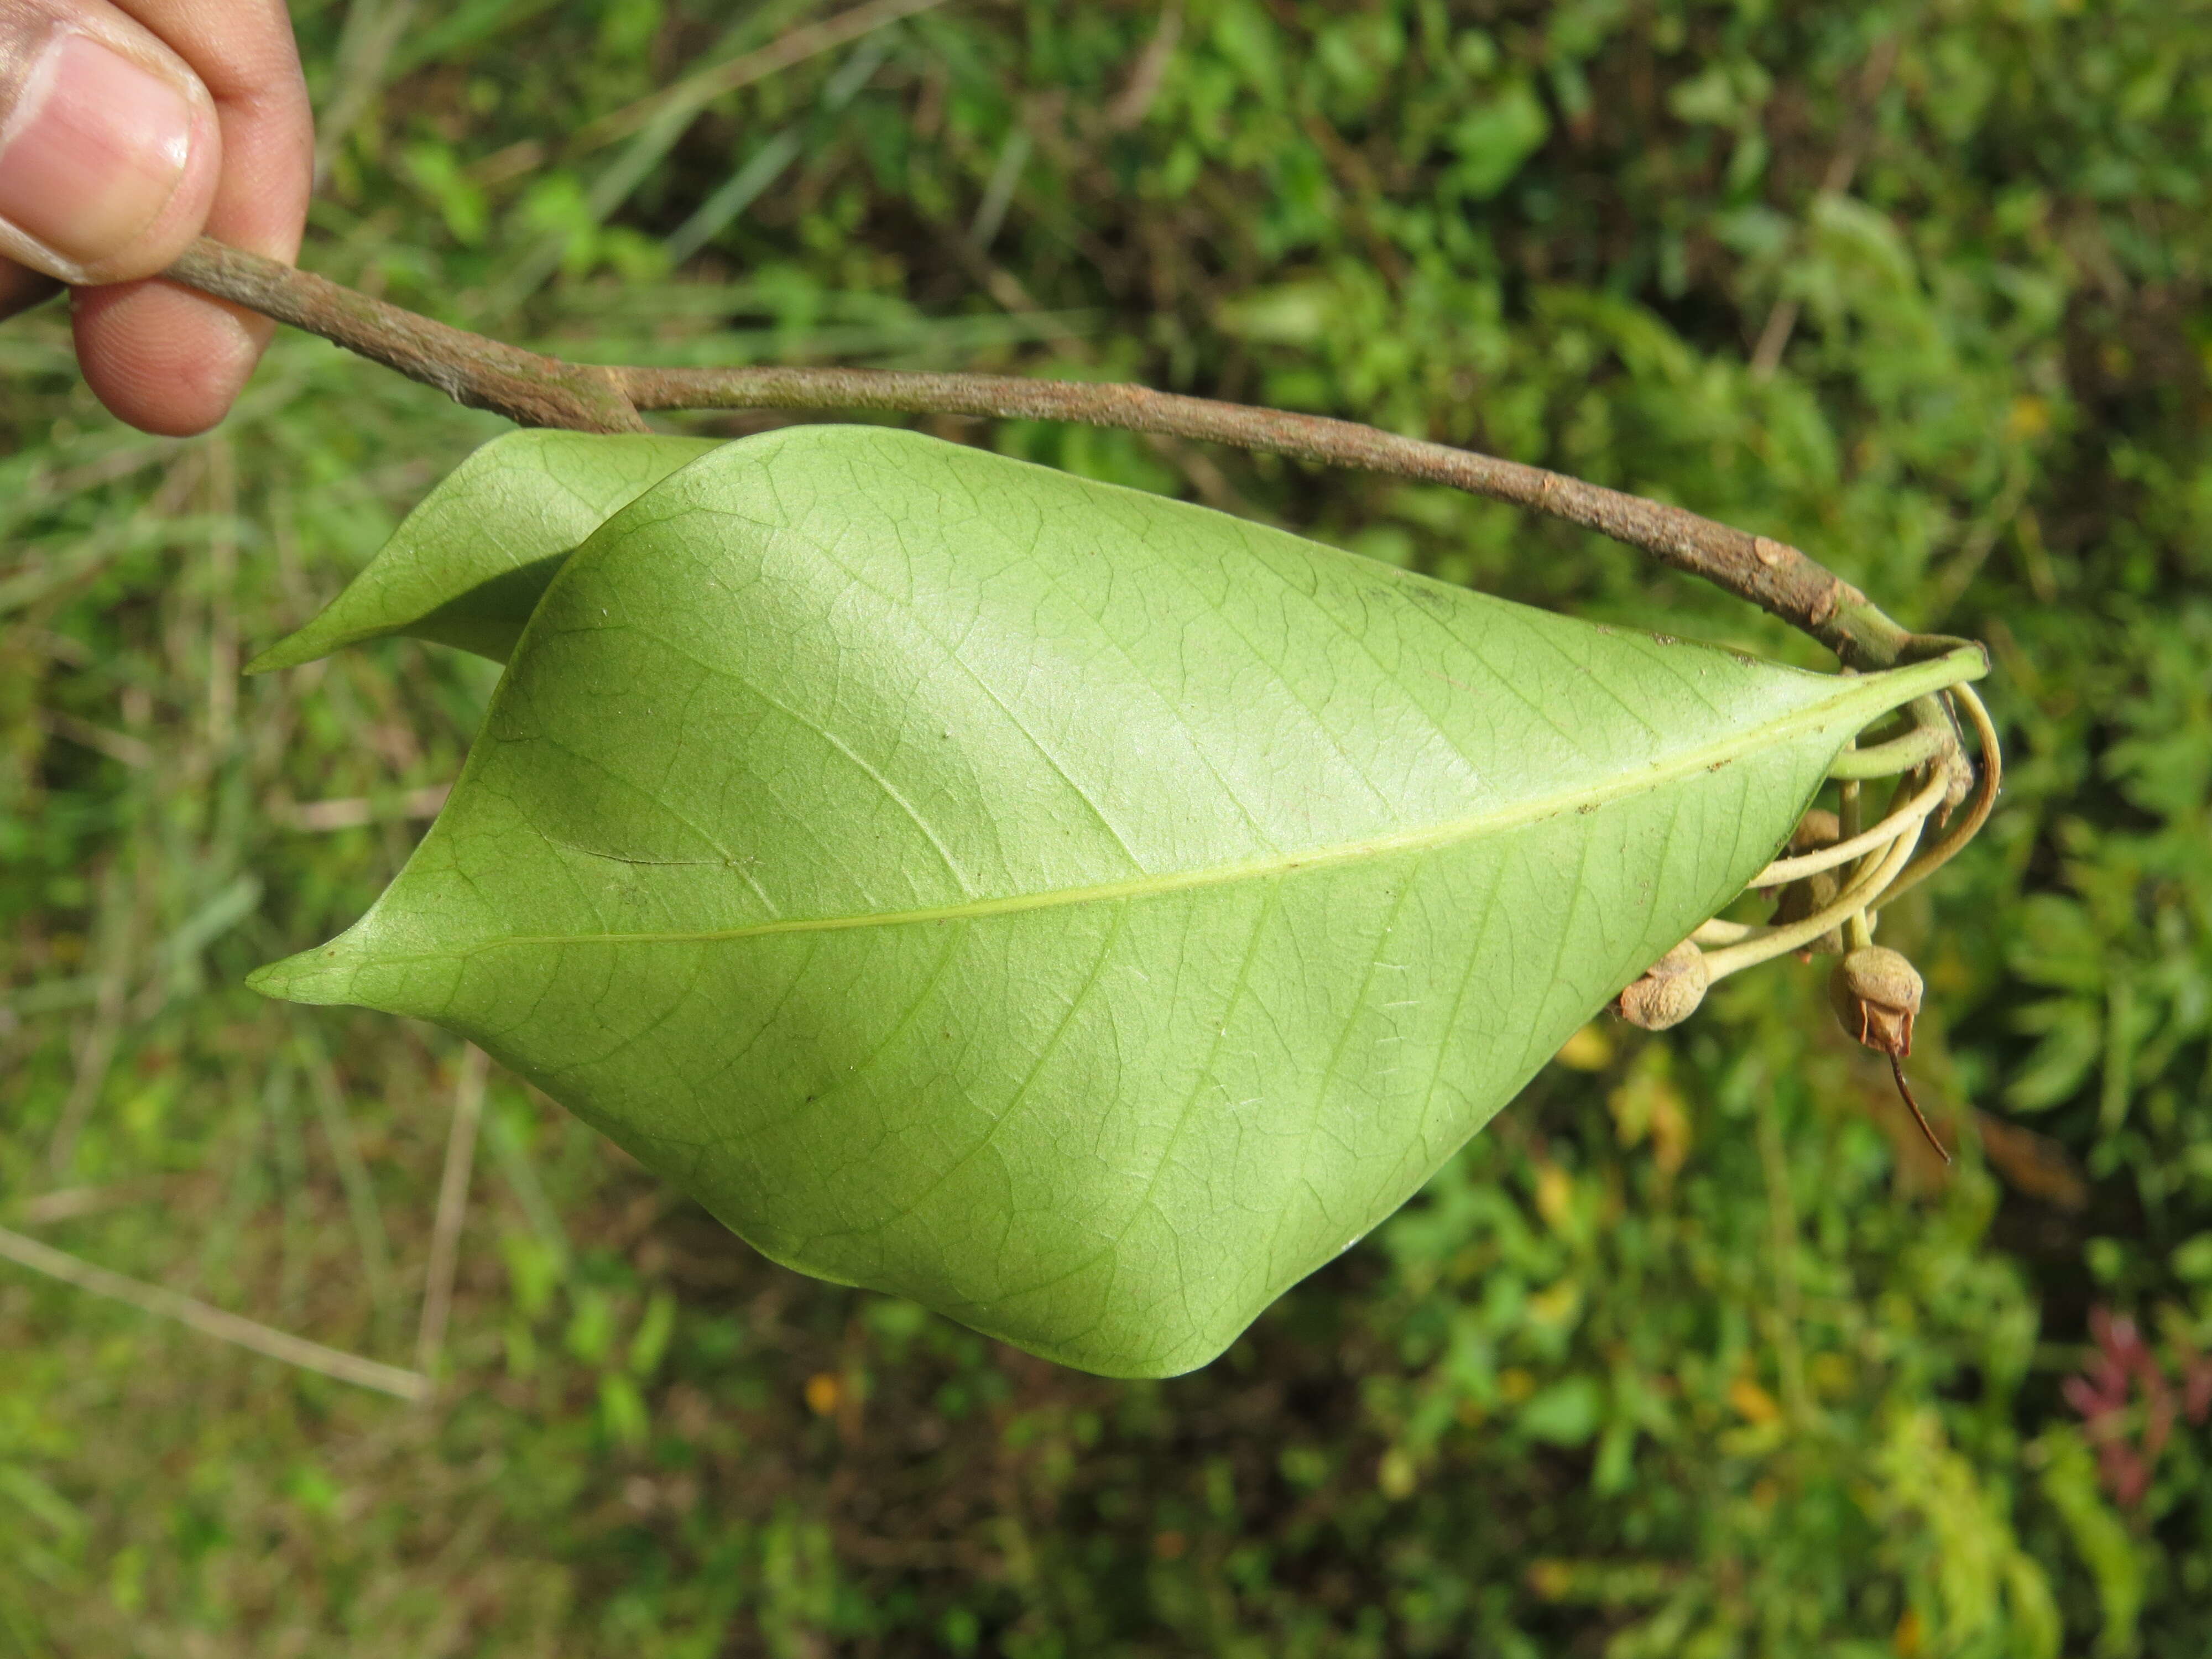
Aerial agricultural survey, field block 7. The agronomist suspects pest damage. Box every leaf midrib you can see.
[294,651,1975,967]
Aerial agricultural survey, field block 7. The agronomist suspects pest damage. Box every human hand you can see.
[0,0,310,435]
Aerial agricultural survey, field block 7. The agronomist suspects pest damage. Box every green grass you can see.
[2,1,2209,1652]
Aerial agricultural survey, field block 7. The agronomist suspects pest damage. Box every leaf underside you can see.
[252,426,1957,1376]
[247,430,718,670]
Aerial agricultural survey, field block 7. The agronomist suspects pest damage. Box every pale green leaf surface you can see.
[252,426,1963,1376]
[247,430,719,670]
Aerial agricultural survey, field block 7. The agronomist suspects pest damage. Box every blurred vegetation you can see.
[2,0,2209,1652]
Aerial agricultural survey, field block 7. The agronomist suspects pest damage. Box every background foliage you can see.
[2,0,2209,1652]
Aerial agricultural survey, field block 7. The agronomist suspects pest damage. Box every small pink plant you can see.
[2062,1307,2212,1509]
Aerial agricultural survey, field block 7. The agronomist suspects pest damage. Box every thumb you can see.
[0,0,220,285]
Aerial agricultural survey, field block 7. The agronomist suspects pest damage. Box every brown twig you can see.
[1749,33,1903,380]
[0,1221,429,1401]
[1105,1,1182,132]
[161,236,1968,670]
[165,238,644,434]
[466,0,953,185]
[415,1044,489,1384]
[574,0,950,155]
[47,862,135,1174]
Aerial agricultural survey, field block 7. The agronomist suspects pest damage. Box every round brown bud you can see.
[1788,807,1842,854]
[1614,941,1709,1031]
[1829,945,1923,1057]
[1772,868,1844,957]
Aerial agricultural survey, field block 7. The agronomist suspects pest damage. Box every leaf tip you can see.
[245,946,356,1006]
[244,622,348,675]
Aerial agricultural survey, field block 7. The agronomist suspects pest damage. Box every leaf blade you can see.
[246,429,719,670]
[253,426,1970,1375]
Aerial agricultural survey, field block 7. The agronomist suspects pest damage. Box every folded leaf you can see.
[248,430,719,670]
[252,426,1968,1376]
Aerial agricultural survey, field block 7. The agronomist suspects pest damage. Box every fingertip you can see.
[72,277,271,435]
[0,23,223,285]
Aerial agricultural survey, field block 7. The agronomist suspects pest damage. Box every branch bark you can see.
[168,238,644,434]
[163,236,1964,670]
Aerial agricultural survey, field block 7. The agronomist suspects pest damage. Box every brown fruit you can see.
[1772,868,1844,957]
[1829,946,1946,1163]
[1828,946,1923,1057]
[1614,941,1708,1031]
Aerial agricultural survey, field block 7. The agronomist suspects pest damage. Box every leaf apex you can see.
[243,635,316,675]
[246,945,358,1005]
[246,604,390,671]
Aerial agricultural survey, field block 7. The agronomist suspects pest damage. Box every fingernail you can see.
[0,30,193,268]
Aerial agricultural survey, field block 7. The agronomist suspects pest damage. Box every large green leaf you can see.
[252,426,1969,1376]
[247,430,718,669]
